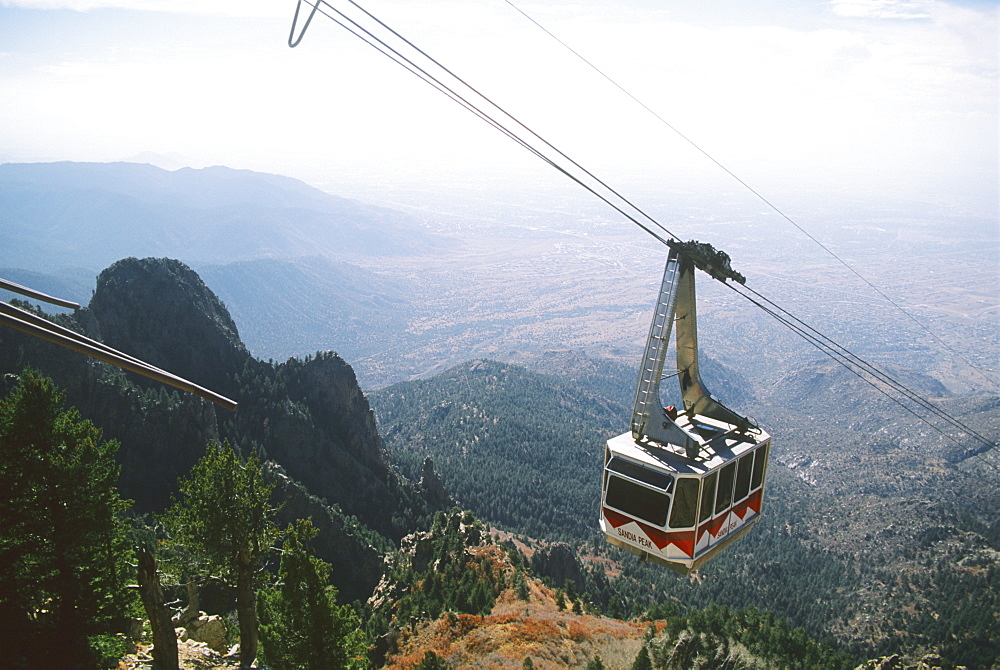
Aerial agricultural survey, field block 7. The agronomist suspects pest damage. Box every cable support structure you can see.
[287,0,998,465]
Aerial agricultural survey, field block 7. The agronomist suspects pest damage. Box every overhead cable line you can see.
[501,0,998,394]
[735,281,995,449]
[286,0,997,462]
[736,294,999,472]
[725,281,998,468]
[289,0,677,247]
[0,278,80,310]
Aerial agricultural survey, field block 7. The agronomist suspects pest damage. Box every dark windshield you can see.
[606,456,673,491]
[605,475,670,527]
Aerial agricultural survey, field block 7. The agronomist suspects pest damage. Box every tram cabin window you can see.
[734,452,754,502]
[700,472,717,523]
[606,457,673,491]
[715,461,736,515]
[751,443,769,490]
[669,477,699,528]
[605,475,670,527]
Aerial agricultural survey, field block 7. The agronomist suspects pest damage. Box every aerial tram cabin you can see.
[601,241,770,574]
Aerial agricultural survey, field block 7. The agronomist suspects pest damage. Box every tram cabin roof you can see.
[610,412,769,474]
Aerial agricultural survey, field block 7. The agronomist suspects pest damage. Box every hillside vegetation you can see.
[0,257,448,605]
[372,357,1000,667]
[368,509,852,670]
[371,359,624,542]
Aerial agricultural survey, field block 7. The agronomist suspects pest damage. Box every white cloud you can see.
[829,0,933,19]
[0,0,286,18]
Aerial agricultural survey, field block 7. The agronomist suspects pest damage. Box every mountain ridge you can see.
[0,161,452,271]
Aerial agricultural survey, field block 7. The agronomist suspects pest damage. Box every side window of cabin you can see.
[715,462,736,515]
[750,442,769,490]
[669,478,699,528]
[605,476,670,528]
[699,472,717,523]
[734,453,753,502]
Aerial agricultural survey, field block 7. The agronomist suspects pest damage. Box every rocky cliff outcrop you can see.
[89,257,249,396]
[418,456,454,510]
[367,510,495,614]
[87,257,444,540]
[855,653,964,670]
[230,350,438,542]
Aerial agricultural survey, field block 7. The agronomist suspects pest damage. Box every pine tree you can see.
[631,645,653,670]
[0,370,134,668]
[514,570,530,601]
[161,441,279,669]
[415,650,448,670]
[257,519,366,670]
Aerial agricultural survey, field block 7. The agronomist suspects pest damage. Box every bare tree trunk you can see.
[174,578,200,627]
[236,562,257,669]
[137,546,179,670]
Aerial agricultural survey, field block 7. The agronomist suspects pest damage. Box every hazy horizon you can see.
[1,0,996,220]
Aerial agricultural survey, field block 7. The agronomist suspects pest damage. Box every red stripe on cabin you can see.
[697,519,712,543]
[603,507,695,557]
[732,489,763,521]
[697,489,763,542]
[603,507,632,530]
[661,530,696,557]
[708,513,729,537]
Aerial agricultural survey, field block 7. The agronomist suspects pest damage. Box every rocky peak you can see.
[368,510,495,611]
[418,456,454,510]
[89,257,249,394]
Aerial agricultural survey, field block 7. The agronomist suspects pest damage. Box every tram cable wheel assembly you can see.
[600,241,770,574]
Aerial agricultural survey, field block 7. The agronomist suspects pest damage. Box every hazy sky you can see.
[1,0,997,212]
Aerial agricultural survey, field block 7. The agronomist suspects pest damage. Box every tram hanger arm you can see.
[630,245,754,458]
[667,240,746,285]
